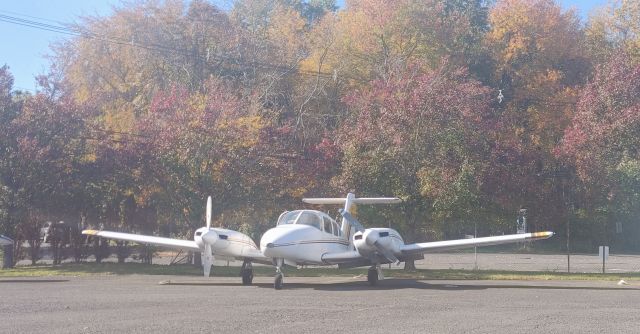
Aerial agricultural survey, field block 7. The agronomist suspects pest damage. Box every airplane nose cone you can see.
[260,228,281,258]
[260,225,307,258]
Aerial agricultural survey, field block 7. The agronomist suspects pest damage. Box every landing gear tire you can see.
[241,269,254,285]
[274,273,284,290]
[367,267,378,286]
[240,260,254,285]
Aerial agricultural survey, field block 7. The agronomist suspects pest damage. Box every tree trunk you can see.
[28,239,41,265]
[404,259,416,271]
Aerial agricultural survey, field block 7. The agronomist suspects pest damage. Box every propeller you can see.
[373,238,399,264]
[202,196,215,277]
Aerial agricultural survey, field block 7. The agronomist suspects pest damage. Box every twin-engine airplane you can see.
[260,193,554,289]
[82,197,269,285]
[82,194,554,289]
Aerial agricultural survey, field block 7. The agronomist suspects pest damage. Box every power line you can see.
[0,12,338,80]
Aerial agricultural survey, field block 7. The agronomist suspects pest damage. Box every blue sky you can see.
[1,0,609,93]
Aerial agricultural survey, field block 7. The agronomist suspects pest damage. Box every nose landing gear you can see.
[240,259,253,285]
[274,258,284,290]
[367,264,383,286]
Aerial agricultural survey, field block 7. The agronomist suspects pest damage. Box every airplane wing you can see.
[320,232,554,266]
[82,230,201,252]
[401,231,554,255]
[239,247,273,265]
[321,250,362,264]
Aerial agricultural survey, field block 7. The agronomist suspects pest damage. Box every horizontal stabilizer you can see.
[303,197,401,205]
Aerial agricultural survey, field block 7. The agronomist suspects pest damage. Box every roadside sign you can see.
[599,246,609,274]
[598,246,609,259]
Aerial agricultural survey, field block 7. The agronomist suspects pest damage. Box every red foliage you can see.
[559,53,640,182]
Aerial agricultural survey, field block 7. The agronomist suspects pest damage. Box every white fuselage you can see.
[260,209,353,265]
[261,224,350,265]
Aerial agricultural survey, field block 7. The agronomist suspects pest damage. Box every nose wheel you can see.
[274,258,284,290]
[240,259,253,285]
[274,273,284,290]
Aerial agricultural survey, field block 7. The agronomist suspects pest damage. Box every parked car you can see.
[0,234,13,246]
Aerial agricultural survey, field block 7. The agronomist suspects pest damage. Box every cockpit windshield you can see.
[276,210,338,234]
[277,211,301,225]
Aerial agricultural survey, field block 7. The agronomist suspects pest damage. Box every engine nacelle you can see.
[353,228,403,261]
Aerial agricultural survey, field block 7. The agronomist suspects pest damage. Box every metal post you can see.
[474,220,478,271]
[567,219,570,273]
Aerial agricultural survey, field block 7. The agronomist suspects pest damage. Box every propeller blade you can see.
[338,209,365,232]
[203,243,213,277]
[201,230,218,245]
[206,196,212,229]
[373,240,399,264]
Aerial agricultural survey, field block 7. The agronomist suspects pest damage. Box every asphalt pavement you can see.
[1,275,638,334]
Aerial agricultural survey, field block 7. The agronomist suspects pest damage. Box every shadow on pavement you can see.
[158,278,640,291]
[0,279,69,283]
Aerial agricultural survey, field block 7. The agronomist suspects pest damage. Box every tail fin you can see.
[206,196,212,229]
[303,193,400,241]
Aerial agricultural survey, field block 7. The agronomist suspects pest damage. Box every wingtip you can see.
[531,231,554,239]
[82,229,99,236]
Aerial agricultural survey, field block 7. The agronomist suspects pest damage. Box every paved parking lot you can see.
[1,275,639,334]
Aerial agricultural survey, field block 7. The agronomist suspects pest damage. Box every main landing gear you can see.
[240,259,254,285]
[274,258,284,290]
[367,264,383,286]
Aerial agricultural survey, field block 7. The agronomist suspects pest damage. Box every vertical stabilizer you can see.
[341,193,356,239]
[302,193,400,245]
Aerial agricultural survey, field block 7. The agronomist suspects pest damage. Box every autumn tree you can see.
[483,0,588,232]
[585,0,640,65]
[338,61,495,268]
[559,53,640,249]
[0,66,23,239]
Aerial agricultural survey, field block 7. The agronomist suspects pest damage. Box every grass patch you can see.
[1,262,640,282]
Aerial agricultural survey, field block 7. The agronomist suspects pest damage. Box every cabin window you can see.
[297,212,322,230]
[332,222,341,237]
[323,216,333,235]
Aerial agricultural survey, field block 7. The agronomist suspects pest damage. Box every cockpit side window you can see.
[297,212,322,230]
[322,216,333,235]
